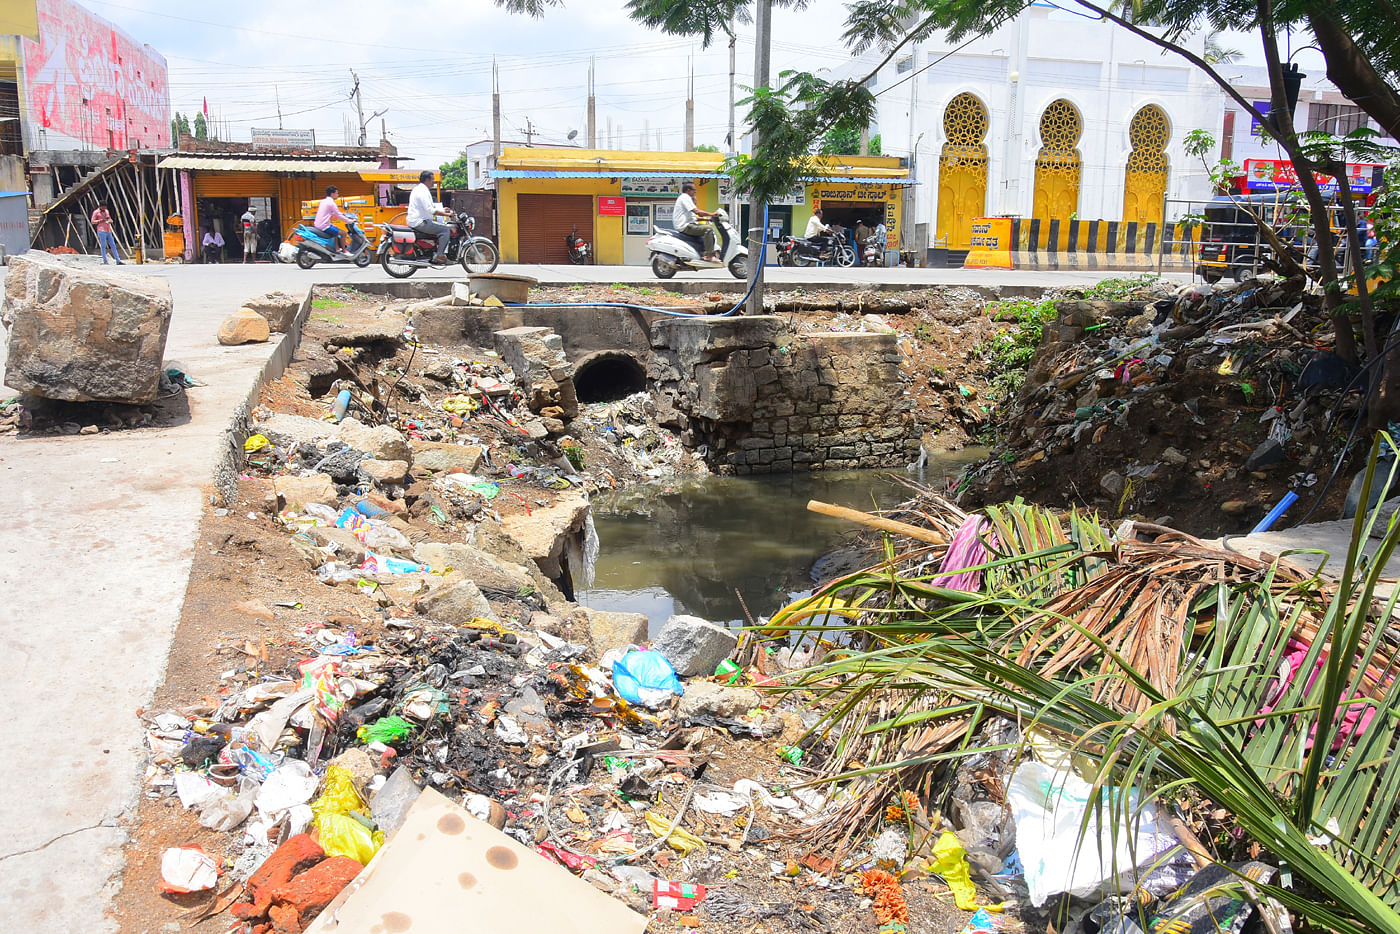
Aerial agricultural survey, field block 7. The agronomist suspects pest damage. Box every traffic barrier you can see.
[965,216,1198,272]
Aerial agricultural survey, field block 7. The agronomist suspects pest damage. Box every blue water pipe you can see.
[1251,490,1300,533]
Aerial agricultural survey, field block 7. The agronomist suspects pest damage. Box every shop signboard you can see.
[1242,158,1379,195]
[621,178,681,197]
[251,127,316,149]
[625,204,652,234]
[964,217,1013,268]
[810,182,893,202]
[717,177,804,205]
[598,196,626,216]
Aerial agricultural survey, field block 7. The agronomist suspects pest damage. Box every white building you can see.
[458,139,526,190]
[837,3,1224,256]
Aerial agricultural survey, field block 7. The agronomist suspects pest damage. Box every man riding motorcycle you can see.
[408,170,450,265]
[805,208,833,253]
[673,181,718,262]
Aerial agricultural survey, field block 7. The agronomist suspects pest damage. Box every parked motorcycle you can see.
[860,238,882,267]
[646,209,749,279]
[377,211,500,279]
[566,225,591,264]
[290,216,373,269]
[776,230,856,267]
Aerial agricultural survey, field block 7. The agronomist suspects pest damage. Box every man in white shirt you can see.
[408,170,449,264]
[240,206,257,263]
[805,208,831,240]
[672,181,717,261]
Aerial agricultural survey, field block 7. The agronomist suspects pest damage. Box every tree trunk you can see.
[1308,11,1400,144]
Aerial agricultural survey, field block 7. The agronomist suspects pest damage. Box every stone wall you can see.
[649,316,920,474]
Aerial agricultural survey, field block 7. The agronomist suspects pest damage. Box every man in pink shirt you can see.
[91,201,122,264]
[313,185,351,254]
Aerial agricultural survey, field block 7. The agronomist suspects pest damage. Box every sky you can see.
[83,0,1304,170]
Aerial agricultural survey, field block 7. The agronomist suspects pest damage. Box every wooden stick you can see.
[806,500,947,545]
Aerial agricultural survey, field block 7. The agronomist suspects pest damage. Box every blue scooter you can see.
[292,215,372,269]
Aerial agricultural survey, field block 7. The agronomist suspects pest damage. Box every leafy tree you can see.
[440,151,472,189]
[820,127,881,155]
[193,112,208,141]
[169,112,190,142]
[694,143,720,152]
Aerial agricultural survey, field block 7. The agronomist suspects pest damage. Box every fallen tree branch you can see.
[806,500,947,545]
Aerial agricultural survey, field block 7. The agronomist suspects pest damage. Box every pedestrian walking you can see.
[240,205,257,263]
[91,201,122,264]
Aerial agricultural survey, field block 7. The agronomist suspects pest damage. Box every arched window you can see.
[1123,104,1171,227]
[936,93,989,250]
[1032,99,1083,244]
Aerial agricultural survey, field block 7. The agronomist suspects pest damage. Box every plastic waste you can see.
[611,649,683,708]
[244,434,271,453]
[303,503,339,525]
[332,388,351,421]
[257,760,320,814]
[930,831,979,910]
[714,659,742,684]
[654,879,707,910]
[644,811,705,856]
[200,777,258,832]
[352,498,387,518]
[361,552,427,575]
[316,562,362,584]
[311,765,384,864]
[958,908,1005,934]
[335,507,367,534]
[611,864,658,893]
[357,715,414,744]
[361,521,410,551]
[1006,760,1176,907]
[160,846,218,893]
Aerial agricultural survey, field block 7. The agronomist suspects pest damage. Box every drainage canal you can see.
[578,451,985,634]
[573,352,648,404]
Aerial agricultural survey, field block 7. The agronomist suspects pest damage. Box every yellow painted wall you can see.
[800,182,903,250]
[497,176,627,264]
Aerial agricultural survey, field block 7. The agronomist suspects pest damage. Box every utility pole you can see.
[525,118,535,147]
[351,70,365,146]
[685,56,695,151]
[492,59,502,170]
[586,57,596,148]
[728,30,738,223]
[607,116,613,149]
[859,124,869,156]
[747,0,772,316]
[275,85,283,129]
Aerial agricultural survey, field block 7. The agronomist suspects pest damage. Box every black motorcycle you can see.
[378,211,500,279]
[776,230,856,267]
[566,224,591,264]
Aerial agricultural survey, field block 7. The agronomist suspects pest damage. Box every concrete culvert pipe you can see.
[573,352,647,404]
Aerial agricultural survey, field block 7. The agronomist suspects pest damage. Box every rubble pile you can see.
[959,275,1353,532]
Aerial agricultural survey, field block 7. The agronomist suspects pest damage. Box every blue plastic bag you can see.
[612,649,683,708]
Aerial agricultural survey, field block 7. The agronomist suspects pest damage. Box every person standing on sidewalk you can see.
[240,205,258,263]
[91,202,122,264]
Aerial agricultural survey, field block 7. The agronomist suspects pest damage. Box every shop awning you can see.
[157,155,381,173]
[807,175,915,186]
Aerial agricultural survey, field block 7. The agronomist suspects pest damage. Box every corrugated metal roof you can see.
[157,155,381,173]
[805,175,914,185]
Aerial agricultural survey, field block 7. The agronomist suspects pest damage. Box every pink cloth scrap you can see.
[930,516,996,592]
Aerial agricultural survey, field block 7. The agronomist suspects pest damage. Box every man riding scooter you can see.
[314,186,353,256]
[673,182,718,263]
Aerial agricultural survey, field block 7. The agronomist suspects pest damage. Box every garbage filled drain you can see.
[573,352,647,404]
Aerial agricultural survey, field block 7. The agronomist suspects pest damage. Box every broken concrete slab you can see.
[494,325,579,417]
[359,459,409,487]
[321,312,407,347]
[255,413,337,449]
[243,291,301,332]
[304,789,646,934]
[416,578,493,625]
[217,308,271,345]
[336,418,413,464]
[586,609,649,655]
[412,542,535,595]
[652,614,738,677]
[272,474,339,510]
[3,252,173,403]
[679,680,762,719]
[499,492,591,580]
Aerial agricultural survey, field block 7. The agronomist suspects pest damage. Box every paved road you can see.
[0,254,1182,929]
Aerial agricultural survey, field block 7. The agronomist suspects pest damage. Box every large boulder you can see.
[254,413,335,449]
[217,308,271,345]
[412,542,534,595]
[360,459,409,487]
[410,440,483,474]
[499,492,591,580]
[416,578,493,625]
[678,681,761,719]
[336,417,413,464]
[243,291,301,332]
[651,615,738,677]
[271,474,338,510]
[2,253,173,403]
[586,609,649,656]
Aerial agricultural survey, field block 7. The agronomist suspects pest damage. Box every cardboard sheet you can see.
[306,788,648,934]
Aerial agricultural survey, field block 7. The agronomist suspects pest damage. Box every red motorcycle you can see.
[377,210,500,278]
[566,224,591,264]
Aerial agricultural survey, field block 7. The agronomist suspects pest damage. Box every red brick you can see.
[268,856,363,931]
[236,834,325,919]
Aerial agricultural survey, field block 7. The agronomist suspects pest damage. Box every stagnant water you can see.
[577,450,986,634]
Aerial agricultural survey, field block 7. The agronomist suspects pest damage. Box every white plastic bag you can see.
[1006,760,1178,907]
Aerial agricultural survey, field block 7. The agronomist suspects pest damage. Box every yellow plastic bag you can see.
[244,434,271,452]
[645,811,706,856]
[311,766,384,864]
[930,831,978,910]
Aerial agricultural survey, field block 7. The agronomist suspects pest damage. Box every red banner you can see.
[597,196,626,216]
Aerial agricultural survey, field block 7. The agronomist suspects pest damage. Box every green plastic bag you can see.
[357,715,414,744]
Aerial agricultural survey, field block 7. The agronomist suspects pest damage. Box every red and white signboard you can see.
[598,196,626,216]
[1242,159,1381,195]
[22,0,170,151]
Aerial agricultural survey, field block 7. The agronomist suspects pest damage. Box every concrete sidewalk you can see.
[0,261,308,930]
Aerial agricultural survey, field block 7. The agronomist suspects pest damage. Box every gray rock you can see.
[1099,470,1125,499]
[255,413,336,449]
[412,542,535,595]
[3,253,173,403]
[1160,446,1188,467]
[651,614,738,677]
[1245,438,1285,471]
[587,609,649,656]
[422,360,457,382]
[417,578,493,624]
[411,440,484,474]
[337,417,413,463]
[271,474,338,510]
[678,681,761,719]
[370,766,422,837]
[243,291,301,332]
[307,527,367,566]
[505,685,550,730]
[315,445,367,484]
[361,459,409,486]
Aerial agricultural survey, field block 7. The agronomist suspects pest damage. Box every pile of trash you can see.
[959,275,1354,532]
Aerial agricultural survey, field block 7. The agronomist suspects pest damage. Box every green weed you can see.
[1083,273,1162,300]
